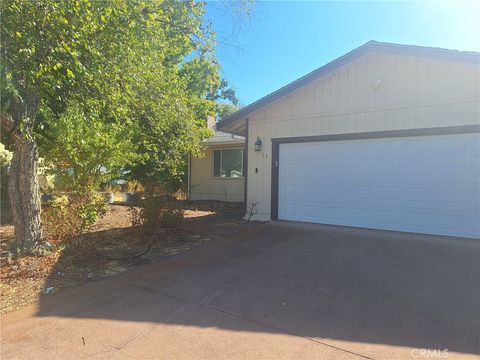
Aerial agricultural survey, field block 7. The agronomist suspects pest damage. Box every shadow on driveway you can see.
[2,220,480,359]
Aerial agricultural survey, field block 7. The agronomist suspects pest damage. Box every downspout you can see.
[243,117,249,213]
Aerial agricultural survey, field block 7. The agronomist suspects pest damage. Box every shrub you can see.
[129,194,183,233]
[42,187,108,244]
[0,143,12,209]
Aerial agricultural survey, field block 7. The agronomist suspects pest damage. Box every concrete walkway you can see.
[2,220,479,359]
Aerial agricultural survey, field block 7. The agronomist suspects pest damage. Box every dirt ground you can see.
[0,201,243,314]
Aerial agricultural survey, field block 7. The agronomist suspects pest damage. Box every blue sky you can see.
[205,1,480,106]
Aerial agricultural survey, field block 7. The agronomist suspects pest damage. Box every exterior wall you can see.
[246,51,480,220]
[189,145,245,202]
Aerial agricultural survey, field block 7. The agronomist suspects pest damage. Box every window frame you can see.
[213,148,244,178]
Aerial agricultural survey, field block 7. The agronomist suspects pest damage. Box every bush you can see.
[0,143,12,209]
[129,194,183,233]
[42,187,108,244]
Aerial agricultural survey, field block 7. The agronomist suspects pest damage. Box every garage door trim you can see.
[270,124,480,221]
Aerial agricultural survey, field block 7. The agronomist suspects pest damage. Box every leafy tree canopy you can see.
[217,102,240,121]
[1,0,244,191]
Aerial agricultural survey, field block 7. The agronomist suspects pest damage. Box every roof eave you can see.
[202,139,245,144]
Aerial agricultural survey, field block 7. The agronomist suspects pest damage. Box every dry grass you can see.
[0,202,238,314]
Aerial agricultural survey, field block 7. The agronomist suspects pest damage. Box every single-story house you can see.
[216,40,480,239]
[187,118,245,202]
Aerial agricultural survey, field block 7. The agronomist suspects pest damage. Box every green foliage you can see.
[125,72,214,191]
[39,101,135,188]
[217,103,239,120]
[0,143,13,206]
[1,0,250,207]
[42,186,108,243]
[130,194,184,233]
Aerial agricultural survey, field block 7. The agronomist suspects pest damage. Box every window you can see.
[213,149,243,177]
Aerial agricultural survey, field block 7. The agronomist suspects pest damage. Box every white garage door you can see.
[278,133,480,238]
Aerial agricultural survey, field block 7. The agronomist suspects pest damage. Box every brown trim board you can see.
[243,118,249,210]
[270,124,480,220]
[270,140,280,220]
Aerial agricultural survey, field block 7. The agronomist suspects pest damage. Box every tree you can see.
[1,0,127,248]
[217,103,240,121]
[39,100,136,189]
[0,1,187,249]
[1,0,251,250]
[124,6,243,192]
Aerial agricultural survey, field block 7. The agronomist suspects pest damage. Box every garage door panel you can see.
[278,133,480,238]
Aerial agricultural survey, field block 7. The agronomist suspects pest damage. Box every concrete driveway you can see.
[2,220,479,359]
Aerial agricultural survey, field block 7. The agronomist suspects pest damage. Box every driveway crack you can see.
[152,289,375,360]
[113,267,375,359]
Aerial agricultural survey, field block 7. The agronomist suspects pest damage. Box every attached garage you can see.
[218,41,480,239]
[275,130,479,238]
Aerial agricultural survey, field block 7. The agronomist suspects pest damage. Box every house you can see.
[217,41,480,239]
[187,117,245,202]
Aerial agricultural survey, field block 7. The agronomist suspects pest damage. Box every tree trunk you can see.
[8,137,43,250]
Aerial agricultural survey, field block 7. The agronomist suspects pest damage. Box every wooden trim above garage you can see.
[272,124,480,144]
[244,118,249,210]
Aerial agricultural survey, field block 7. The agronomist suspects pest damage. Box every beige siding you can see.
[190,145,245,202]
[246,51,480,220]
